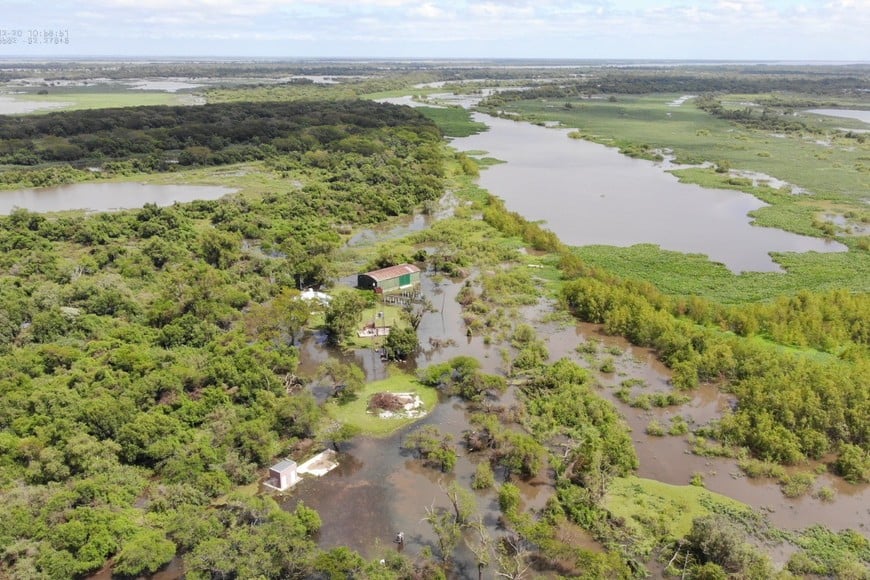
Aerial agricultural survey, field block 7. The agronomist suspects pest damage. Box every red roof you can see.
[363,263,421,282]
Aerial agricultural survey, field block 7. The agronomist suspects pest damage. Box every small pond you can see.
[806,108,870,124]
[0,182,237,214]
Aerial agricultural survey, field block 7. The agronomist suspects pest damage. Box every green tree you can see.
[834,443,869,483]
[499,432,546,478]
[424,504,463,565]
[472,461,496,490]
[197,228,241,269]
[246,288,311,345]
[316,359,365,403]
[113,529,176,576]
[313,546,365,579]
[687,515,772,576]
[323,291,368,345]
[401,297,435,331]
[403,426,457,472]
[384,325,418,361]
[319,421,362,453]
[445,481,476,526]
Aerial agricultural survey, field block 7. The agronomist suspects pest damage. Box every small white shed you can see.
[266,459,300,491]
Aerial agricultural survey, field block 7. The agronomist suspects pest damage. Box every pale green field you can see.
[604,475,757,555]
[7,91,191,112]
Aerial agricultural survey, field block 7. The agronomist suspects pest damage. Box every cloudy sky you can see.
[1,0,868,60]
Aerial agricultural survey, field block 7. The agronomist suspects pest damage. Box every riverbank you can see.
[469,92,869,300]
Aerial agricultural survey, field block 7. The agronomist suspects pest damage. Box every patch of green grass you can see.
[345,304,406,349]
[780,472,816,498]
[360,88,442,100]
[788,526,870,578]
[415,106,488,137]
[324,372,438,437]
[475,156,506,167]
[572,244,870,303]
[604,476,756,556]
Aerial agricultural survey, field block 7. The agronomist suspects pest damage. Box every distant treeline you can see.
[0,62,428,82]
[0,100,437,169]
[482,70,870,102]
[693,94,813,133]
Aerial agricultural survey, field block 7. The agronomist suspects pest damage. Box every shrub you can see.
[668,416,690,436]
[498,483,521,516]
[780,472,815,498]
[646,419,665,437]
[471,462,495,490]
[834,444,869,483]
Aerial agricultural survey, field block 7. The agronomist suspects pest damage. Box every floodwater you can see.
[451,114,846,273]
[667,95,696,107]
[0,182,236,214]
[544,320,870,534]
[346,212,432,247]
[375,95,443,108]
[288,271,596,577]
[730,169,808,194]
[806,108,870,124]
[289,273,868,580]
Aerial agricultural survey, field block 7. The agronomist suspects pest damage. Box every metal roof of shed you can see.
[271,459,298,472]
[362,263,421,282]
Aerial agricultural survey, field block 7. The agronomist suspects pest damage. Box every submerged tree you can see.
[402,297,435,331]
[316,359,365,403]
[403,426,457,472]
[383,325,418,361]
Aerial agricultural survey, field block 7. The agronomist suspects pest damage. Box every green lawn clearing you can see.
[604,476,758,556]
[325,372,438,437]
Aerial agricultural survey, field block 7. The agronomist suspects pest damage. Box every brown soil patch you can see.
[368,392,407,412]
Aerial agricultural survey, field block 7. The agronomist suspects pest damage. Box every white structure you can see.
[297,449,339,477]
[264,459,300,491]
[299,288,332,306]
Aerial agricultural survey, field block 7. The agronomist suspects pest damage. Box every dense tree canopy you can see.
[0,99,447,579]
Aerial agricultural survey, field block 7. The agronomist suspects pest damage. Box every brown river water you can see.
[450,113,846,273]
[287,273,602,578]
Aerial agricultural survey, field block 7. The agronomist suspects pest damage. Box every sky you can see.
[1,0,868,61]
